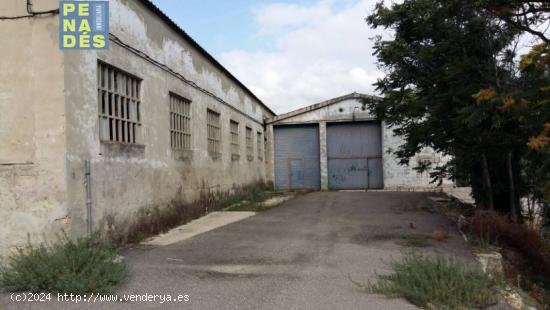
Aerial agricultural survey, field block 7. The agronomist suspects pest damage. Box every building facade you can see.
[0,0,275,255]
[267,93,451,191]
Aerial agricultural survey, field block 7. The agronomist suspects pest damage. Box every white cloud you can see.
[256,1,334,35]
[220,0,383,114]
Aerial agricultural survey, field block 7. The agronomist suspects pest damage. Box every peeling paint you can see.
[0,0,274,257]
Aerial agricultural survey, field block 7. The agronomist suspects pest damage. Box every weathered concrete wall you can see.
[381,128,451,190]
[0,0,274,255]
[268,96,451,190]
[62,0,274,238]
[0,0,67,255]
[271,97,375,125]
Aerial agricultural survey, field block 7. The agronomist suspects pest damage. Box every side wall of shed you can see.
[0,0,275,255]
[62,0,274,239]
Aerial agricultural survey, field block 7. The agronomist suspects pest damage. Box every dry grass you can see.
[466,210,550,305]
[397,234,431,247]
[102,182,272,245]
[467,210,550,277]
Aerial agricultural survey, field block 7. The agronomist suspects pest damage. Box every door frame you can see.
[273,123,321,190]
[326,121,385,190]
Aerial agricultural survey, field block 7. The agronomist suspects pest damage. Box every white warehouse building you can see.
[266,93,450,191]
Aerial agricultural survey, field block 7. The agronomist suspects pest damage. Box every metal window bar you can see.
[230,120,239,156]
[170,93,191,150]
[257,131,263,161]
[97,62,141,144]
[207,109,221,155]
[246,127,253,160]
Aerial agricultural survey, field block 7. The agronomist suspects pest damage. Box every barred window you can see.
[246,126,253,161]
[207,109,221,155]
[230,120,239,159]
[170,93,191,150]
[257,131,263,161]
[97,62,141,144]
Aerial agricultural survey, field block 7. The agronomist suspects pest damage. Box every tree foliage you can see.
[366,0,549,219]
[478,0,550,43]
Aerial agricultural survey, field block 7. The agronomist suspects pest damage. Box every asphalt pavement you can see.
[1,191,478,310]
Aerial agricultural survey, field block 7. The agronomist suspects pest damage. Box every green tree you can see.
[477,0,550,43]
[511,43,550,223]
[365,0,549,217]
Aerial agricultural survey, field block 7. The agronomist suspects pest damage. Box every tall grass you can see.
[370,254,499,309]
[0,235,126,294]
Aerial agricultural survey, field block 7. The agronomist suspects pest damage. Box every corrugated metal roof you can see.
[136,0,276,116]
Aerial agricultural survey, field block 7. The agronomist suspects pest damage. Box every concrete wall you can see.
[63,0,274,238]
[0,0,274,255]
[268,96,450,190]
[0,0,67,255]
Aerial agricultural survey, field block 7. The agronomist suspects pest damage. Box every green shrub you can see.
[370,254,499,309]
[0,235,126,294]
[225,186,275,212]
[225,186,269,207]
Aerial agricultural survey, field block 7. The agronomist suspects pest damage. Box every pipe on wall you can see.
[85,160,93,236]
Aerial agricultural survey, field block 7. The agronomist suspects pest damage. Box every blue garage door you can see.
[274,124,320,190]
[327,122,383,189]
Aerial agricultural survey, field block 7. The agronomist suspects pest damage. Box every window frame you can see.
[246,126,254,161]
[230,120,240,160]
[257,131,263,161]
[97,61,142,145]
[206,109,221,156]
[169,92,192,150]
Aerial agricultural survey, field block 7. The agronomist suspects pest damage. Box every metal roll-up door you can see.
[327,122,383,189]
[274,124,320,190]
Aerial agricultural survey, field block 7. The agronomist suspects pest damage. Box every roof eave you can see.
[137,0,276,116]
[266,92,381,124]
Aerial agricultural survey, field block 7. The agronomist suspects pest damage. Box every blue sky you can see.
[151,0,321,55]
[150,0,382,114]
